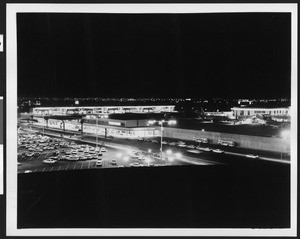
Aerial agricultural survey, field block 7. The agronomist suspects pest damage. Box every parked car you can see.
[43,159,56,164]
[96,160,102,167]
[212,149,224,153]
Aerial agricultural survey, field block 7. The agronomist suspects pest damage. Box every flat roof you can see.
[32,105,175,110]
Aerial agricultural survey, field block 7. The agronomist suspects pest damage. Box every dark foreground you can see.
[18,159,290,228]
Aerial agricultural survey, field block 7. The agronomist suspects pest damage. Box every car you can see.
[152,153,160,159]
[68,155,79,161]
[139,155,147,161]
[150,139,159,143]
[138,137,144,141]
[49,156,58,160]
[131,154,139,159]
[169,142,176,146]
[62,155,71,160]
[24,170,32,173]
[26,152,34,157]
[177,144,186,148]
[162,141,168,145]
[186,145,196,149]
[246,154,259,159]
[79,155,88,160]
[96,160,103,167]
[100,147,107,152]
[130,162,140,167]
[111,159,117,165]
[202,147,211,152]
[43,159,56,164]
[96,155,103,160]
[85,154,93,160]
[118,165,125,168]
[212,149,224,153]
[34,152,41,156]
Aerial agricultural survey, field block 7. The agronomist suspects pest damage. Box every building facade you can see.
[30,105,175,116]
[231,107,290,117]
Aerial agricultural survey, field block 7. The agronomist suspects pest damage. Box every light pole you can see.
[148,119,177,161]
[96,116,99,150]
[42,112,45,136]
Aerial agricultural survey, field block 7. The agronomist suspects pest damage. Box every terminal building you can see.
[29,113,170,139]
[30,105,175,116]
[231,107,290,118]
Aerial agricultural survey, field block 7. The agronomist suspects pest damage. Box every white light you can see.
[148,120,156,125]
[166,149,172,155]
[123,156,129,161]
[168,120,177,125]
[148,149,152,153]
[175,152,182,158]
[116,152,122,158]
[168,157,174,162]
[202,129,205,131]
[104,115,109,119]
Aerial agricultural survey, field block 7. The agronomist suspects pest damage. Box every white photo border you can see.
[6,3,298,237]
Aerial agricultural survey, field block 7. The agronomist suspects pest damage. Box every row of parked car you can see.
[43,145,107,164]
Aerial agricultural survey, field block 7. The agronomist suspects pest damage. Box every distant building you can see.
[30,105,175,116]
[231,107,290,117]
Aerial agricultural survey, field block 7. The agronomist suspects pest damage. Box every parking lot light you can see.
[145,157,151,166]
[148,149,152,153]
[123,156,129,162]
[148,119,178,161]
[116,152,122,158]
[175,152,182,159]
[166,149,172,155]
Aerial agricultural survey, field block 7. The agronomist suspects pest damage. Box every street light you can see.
[175,152,182,159]
[42,112,45,136]
[147,119,177,161]
[166,149,172,155]
[96,115,100,150]
[123,156,129,162]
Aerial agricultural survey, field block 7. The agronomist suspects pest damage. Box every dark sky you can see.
[17,13,291,98]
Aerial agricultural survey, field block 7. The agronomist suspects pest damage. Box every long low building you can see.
[231,107,290,117]
[31,115,161,139]
[30,105,175,115]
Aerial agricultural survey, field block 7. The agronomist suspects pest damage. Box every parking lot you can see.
[18,124,289,174]
[18,129,196,174]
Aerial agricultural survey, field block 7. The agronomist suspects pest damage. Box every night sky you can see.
[17,13,291,98]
